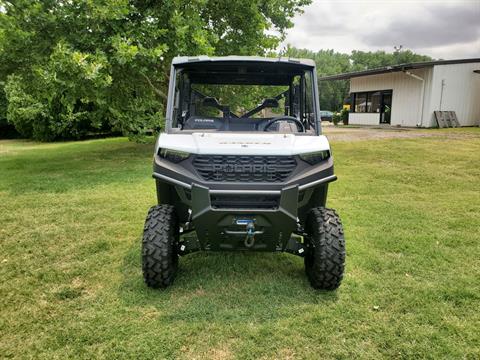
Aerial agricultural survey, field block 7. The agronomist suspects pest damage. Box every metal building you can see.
[319,58,480,127]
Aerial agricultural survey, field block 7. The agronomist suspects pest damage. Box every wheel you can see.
[142,204,179,288]
[304,207,345,290]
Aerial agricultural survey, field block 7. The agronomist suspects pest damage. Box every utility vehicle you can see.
[142,56,345,290]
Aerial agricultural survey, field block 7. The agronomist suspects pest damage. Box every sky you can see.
[282,0,480,59]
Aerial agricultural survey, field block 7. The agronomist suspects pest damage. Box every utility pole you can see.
[394,45,403,64]
[393,45,403,54]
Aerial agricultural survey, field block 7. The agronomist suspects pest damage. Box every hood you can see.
[156,132,330,156]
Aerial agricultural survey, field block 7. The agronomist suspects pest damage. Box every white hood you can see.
[156,132,330,156]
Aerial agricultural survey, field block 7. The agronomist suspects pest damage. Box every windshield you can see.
[169,61,319,134]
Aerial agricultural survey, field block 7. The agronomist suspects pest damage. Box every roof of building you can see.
[172,55,316,68]
[318,58,480,81]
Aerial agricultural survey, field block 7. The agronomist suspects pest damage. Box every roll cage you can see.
[165,57,322,135]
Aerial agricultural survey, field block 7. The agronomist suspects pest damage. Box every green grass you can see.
[1,130,479,359]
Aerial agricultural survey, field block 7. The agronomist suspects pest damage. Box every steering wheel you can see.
[263,116,305,132]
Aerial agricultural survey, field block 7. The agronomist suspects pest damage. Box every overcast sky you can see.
[282,0,480,59]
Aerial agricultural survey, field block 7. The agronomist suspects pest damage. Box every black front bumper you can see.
[189,183,299,251]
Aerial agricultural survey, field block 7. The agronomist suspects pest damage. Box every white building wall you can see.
[425,62,480,127]
[350,68,432,127]
[349,113,380,125]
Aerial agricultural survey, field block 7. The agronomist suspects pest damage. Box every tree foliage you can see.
[285,47,433,111]
[0,0,310,140]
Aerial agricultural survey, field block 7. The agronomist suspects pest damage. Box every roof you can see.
[318,58,480,81]
[172,55,316,68]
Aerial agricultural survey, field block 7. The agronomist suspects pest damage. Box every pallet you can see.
[434,111,461,128]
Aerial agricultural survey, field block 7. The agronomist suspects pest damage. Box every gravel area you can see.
[322,123,480,141]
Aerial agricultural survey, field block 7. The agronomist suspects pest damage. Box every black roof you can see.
[318,58,480,81]
[173,56,315,85]
[172,56,315,67]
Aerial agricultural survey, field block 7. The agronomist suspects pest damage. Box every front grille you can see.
[193,155,297,182]
[211,194,279,209]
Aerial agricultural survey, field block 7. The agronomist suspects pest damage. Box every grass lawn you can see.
[1,129,479,359]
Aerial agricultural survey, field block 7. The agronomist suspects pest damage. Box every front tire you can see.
[304,207,345,290]
[142,205,179,288]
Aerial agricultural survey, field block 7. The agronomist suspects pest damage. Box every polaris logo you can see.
[193,155,296,182]
[212,164,276,173]
[194,118,214,122]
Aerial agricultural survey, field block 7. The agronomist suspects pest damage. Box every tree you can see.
[0,0,310,140]
[349,49,432,70]
[285,47,351,111]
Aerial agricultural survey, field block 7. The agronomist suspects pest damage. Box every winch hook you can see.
[244,222,256,248]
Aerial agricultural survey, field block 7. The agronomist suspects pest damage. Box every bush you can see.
[332,112,342,125]
[341,108,349,125]
[332,108,349,126]
[4,43,165,141]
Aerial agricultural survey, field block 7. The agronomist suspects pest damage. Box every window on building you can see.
[352,90,392,113]
[354,93,367,112]
[370,91,381,113]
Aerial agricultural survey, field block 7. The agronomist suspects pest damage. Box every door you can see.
[380,91,392,124]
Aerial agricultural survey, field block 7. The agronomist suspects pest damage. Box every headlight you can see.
[299,150,330,165]
[158,148,190,163]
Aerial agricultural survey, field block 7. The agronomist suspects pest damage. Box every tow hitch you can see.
[221,219,265,249]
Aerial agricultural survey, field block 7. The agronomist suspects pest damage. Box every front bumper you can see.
[189,183,299,251]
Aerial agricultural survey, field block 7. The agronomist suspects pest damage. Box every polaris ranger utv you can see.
[142,56,345,290]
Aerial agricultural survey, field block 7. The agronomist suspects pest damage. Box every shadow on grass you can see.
[117,237,339,324]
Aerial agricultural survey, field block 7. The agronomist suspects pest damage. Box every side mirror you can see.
[262,98,279,108]
[202,97,221,108]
